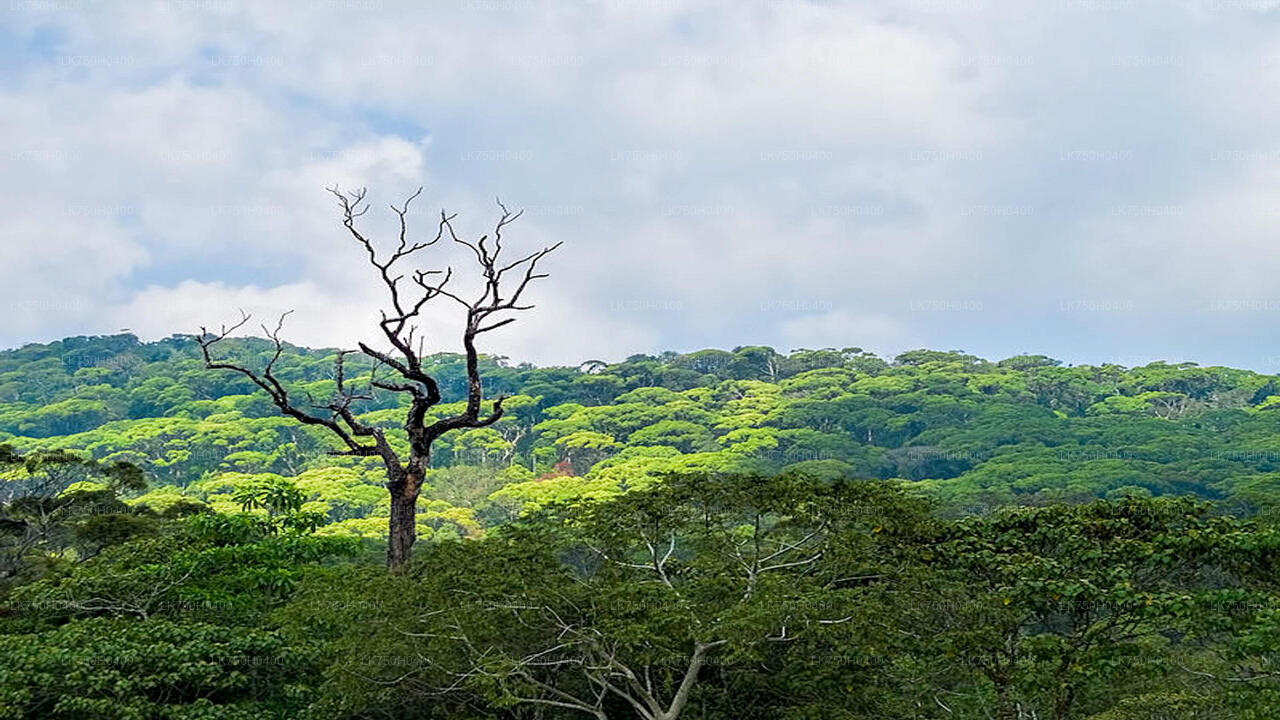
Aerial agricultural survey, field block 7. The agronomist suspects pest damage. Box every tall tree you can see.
[197,186,559,568]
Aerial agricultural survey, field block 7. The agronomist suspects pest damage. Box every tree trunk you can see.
[994,678,1015,720]
[387,466,425,569]
[660,641,723,720]
[1053,682,1075,720]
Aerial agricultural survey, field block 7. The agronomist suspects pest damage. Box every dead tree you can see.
[197,186,560,568]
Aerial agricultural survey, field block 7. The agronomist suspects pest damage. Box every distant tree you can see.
[729,345,785,381]
[997,354,1062,371]
[578,359,608,374]
[197,187,560,568]
[893,349,983,367]
[671,348,736,376]
[0,447,148,582]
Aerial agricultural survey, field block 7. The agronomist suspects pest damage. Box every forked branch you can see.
[198,186,561,567]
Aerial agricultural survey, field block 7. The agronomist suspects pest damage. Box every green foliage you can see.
[895,498,1280,718]
[286,472,936,719]
[7,334,1280,530]
[270,478,1280,719]
[0,618,313,719]
[6,335,1280,717]
[0,448,155,586]
[0,517,356,720]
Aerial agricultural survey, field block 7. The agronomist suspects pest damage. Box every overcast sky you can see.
[4,0,1280,369]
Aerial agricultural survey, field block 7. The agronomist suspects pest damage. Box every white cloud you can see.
[109,280,355,346]
[4,0,1280,369]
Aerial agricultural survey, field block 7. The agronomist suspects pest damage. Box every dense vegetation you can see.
[4,333,1280,718]
[5,333,1280,527]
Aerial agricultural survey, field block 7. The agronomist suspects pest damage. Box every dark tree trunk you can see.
[388,466,425,569]
[994,677,1015,720]
[1053,682,1075,720]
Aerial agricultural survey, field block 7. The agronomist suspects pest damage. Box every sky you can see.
[4,0,1280,370]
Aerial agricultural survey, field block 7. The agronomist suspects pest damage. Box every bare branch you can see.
[201,186,561,567]
[196,311,396,469]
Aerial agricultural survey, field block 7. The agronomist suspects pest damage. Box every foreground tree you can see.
[197,187,559,568]
[895,498,1280,720]
[287,472,936,719]
[0,511,358,719]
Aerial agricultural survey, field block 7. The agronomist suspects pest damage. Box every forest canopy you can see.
[5,334,1280,718]
[3,333,1280,530]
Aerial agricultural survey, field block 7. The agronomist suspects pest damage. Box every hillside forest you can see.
[4,334,1280,718]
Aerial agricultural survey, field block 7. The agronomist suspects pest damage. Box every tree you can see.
[903,498,1280,719]
[0,447,148,583]
[0,618,314,719]
[197,187,560,568]
[0,512,359,720]
[293,473,934,720]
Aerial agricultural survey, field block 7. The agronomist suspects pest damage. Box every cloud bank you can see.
[3,0,1280,368]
